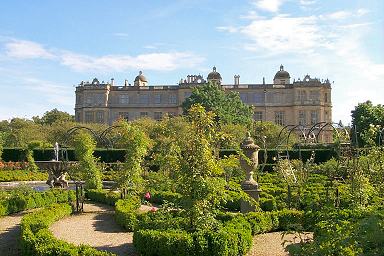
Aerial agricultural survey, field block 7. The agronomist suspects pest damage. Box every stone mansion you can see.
[74,65,332,140]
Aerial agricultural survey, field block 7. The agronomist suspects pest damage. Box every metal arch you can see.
[287,125,307,145]
[99,125,124,149]
[277,124,296,148]
[316,122,351,143]
[63,126,107,147]
[307,122,327,143]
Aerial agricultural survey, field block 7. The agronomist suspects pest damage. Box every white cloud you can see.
[322,11,352,20]
[60,52,204,72]
[300,0,316,6]
[2,39,204,73]
[5,40,55,59]
[253,0,285,13]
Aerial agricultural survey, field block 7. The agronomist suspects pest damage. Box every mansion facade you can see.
[74,65,332,140]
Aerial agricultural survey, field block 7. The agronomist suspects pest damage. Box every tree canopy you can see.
[182,82,253,126]
[351,101,384,146]
[33,108,74,125]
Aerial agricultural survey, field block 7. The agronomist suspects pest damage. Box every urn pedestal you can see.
[240,132,261,213]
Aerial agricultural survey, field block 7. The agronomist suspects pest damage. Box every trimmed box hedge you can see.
[85,189,121,206]
[0,189,76,217]
[20,203,114,256]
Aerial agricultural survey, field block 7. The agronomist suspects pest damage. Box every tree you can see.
[73,131,102,190]
[351,101,384,146]
[252,121,297,149]
[33,108,74,125]
[0,132,4,161]
[177,104,225,230]
[182,82,253,126]
[117,121,151,195]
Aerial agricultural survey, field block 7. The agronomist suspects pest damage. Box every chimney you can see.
[124,79,128,86]
[234,75,240,85]
[111,78,115,86]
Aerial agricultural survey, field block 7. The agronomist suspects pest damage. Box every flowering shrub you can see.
[0,161,31,171]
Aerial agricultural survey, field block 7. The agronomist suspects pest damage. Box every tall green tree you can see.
[182,82,253,126]
[0,132,4,161]
[351,101,384,146]
[33,108,74,125]
[73,131,102,190]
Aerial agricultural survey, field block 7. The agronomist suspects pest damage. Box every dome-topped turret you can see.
[134,71,148,82]
[273,65,291,85]
[134,71,148,86]
[207,66,222,82]
[274,65,290,79]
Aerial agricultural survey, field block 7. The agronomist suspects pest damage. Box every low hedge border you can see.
[0,170,48,182]
[0,189,76,217]
[133,216,253,256]
[115,197,141,231]
[85,189,121,206]
[20,203,114,256]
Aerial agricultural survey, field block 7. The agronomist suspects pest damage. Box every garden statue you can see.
[240,132,261,213]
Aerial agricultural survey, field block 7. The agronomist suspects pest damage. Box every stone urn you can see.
[240,132,261,213]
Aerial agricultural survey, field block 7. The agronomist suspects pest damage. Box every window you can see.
[119,94,129,104]
[324,93,328,103]
[85,111,93,123]
[169,94,177,104]
[310,110,319,125]
[309,91,320,103]
[140,112,148,118]
[154,94,161,104]
[119,112,129,121]
[96,111,104,123]
[85,96,93,105]
[139,94,149,104]
[253,93,264,103]
[297,90,306,102]
[95,94,104,105]
[298,110,306,126]
[154,112,162,121]
[254,111,263,121]
[275,111,285,126]
[240,93,247,102]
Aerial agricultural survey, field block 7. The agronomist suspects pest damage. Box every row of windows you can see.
[85,111,104,123]
[253,110,328,126]
[118,94,178,105]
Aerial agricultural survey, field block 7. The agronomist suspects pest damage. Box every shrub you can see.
[20,203,113,256]
[115,197,141,231]
[86,189,120,206]
[275,209,304,231]
[149,191,182,205]
[0,189,75,216]
[245,211,278,235]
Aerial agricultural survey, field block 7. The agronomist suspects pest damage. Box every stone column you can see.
[240,132,261,213]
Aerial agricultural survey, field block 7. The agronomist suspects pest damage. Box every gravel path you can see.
[247,231,313,256]
[0,209,37,256]
[50,202,138,256]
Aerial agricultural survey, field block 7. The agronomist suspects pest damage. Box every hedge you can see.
[115,197,141,231]
[0,170,48,182]
[133,216,253,256]
[85,189,121,206]
[20,203,114,256]
[149,191,182,205]
[2,147,338,164]
[0,189,76,217]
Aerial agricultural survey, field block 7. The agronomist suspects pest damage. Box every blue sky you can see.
[0,0,383,124]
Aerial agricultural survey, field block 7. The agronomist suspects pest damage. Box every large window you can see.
[96,111,104,123]
[139,94,149,104]
[253,93,264,103]
[309,91,320,103]
[85,111,93,123]
[95,94,104,105]
[254,111,263,121]
[119,112,129,121]
[140,112,148,118]
[240,93,247,103]
[297,90,307,102]
[275,111,285,126]
[154,112,162,121]
[154,94,161,104]
[310,110,319,125]
[169,94,177,104]
[119,94,129,104]
[298,110,306,126]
